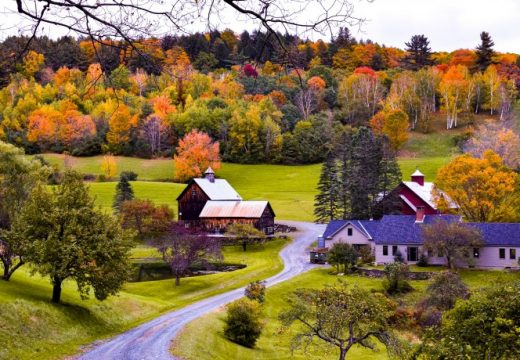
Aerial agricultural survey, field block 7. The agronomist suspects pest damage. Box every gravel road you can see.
[77,221,325,360]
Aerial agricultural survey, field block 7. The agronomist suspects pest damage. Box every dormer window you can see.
[347,228,353,236]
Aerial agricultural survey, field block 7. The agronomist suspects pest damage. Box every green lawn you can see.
[0,239,287,360]
[172,267,519,360]
[43,154,451,221]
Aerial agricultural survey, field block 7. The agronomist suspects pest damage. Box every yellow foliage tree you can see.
[101,154,117,180]
[435,151,517,222]
[22,51,45,78]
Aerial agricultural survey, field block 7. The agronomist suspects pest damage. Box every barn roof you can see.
[192,178,242,200]
[199,200,272,218]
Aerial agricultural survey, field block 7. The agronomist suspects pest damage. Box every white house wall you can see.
[327,224,374,250]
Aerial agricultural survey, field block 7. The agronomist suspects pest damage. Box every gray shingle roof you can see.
[467,223,520,246]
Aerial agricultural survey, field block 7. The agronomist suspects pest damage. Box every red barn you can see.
[177,168,275,235]
[392,169,457,219]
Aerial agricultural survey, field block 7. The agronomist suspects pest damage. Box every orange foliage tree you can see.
[369,109,409,151]
[106,104,139,153]
[173,130,221,182]
[435,150,517,222]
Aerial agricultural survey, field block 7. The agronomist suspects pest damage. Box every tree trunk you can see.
[52,276,62,303]
[242,241,247,252]
[175,271,181,286]
[339,347,348,360]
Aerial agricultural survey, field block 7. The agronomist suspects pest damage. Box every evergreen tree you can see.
[475,31,495,71]
[350,127,382,219]
[314,152,339,223]
[334,126,353,219]
[403,34,432,70]
[113,175,134,212]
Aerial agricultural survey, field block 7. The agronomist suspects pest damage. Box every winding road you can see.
[77,221,325,360]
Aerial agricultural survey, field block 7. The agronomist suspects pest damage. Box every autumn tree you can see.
[9,171,132,303]
[438,65,473,129]
[120,199,173,240]
[106,104,139,153]
[101,154,117,180]
[173,130,221,182]
[424,271,469,311]
[369,109,409,151]
[225,223,266,251]
[154,224,221,286]
[435,151,517,222]
[279,284,398,360]
[465,121,520,170]
[422,219,483,269]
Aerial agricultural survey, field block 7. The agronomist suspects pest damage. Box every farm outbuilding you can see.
[177,168,275,235]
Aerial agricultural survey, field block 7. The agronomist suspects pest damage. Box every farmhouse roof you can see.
[192,178,242,200]
[199,200,272,218]
[323,219,380,240]
[466,223,520,246]
[373,214,462,245]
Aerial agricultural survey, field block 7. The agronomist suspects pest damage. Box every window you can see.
[347,228,353,236]
[383,246,388,256]
[473,248,480,258]
[407,247,418,262]
[499,248,506,259]
[510,249,516,260]
[191,188,197,198]
[392,246,398,256]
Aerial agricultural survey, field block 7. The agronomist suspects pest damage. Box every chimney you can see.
[317,236,325,248]
[416,206,425,223]
[411,168,425,186]
[204,167,215,183]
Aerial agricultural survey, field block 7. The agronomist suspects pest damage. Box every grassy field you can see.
[43,154,451,221]
[172,267,520,360]
[0,239,287,360]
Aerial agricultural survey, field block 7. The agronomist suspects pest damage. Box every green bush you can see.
[224,298,263,348]
[327,242,358,273]
[245,280,266,303]
[120,171,138,181]
[416,254,428,267]
[382,262,413,295]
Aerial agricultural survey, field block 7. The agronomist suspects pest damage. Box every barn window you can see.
[473,248,480,258]
[499,248,505,259]
[347,228,353,236]
[191,189,196,198]
[510,249,516,260]
[382,246,388,256]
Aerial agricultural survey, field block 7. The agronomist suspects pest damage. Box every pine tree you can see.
[374,140,403,218]
[475,31,495,71]
[314,152,339,223]
[350,127,382,219]
[334,126,353,219]
[403,35,432,70]
[113,175,134,212]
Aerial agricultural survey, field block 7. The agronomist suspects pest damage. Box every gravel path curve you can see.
[77,221,325,360]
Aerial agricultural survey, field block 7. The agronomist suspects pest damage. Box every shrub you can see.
[393,249,404,263]
[382,262,413,295]
[425,271,469,311]
[96,174,107,182]
[120,171,138,181]
[327,242,358,273]
[224,298,263,348]
[358,245,375,264]
[416,253,428,267]
[245,281,266,303]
